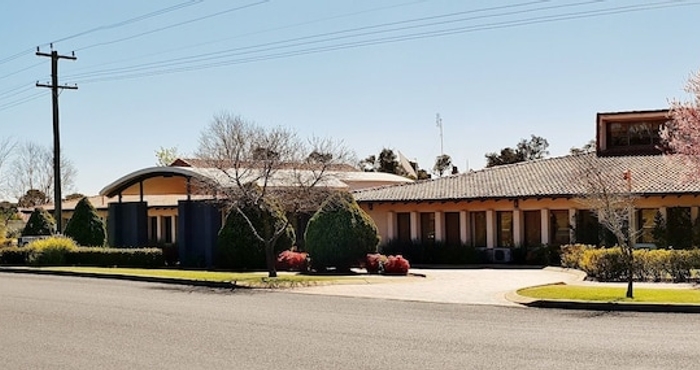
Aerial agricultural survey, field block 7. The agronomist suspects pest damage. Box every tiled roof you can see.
[353,154,700,202]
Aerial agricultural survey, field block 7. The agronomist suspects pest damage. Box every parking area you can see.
[293,267,583,306]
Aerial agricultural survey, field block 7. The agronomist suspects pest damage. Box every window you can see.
[163,216,173,244]
[149,216,157,242]
[420,212,435,243]
[470,211,486,247]
[636,208,657,244]
[523,211,541,246]
[396,213,411,242]
[606,120,662,150]
[550,210,570,246]
[496,211,513,247]
[444,212,461,246]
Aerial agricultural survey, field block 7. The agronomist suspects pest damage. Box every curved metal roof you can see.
[99,166,203,197]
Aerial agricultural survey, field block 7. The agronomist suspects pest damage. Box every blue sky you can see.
[1,0,699,198]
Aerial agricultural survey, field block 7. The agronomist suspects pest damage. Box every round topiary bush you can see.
[304,192,380,272]
[216,199,295,270]
[64,197,106,246]
[22,208,56,236]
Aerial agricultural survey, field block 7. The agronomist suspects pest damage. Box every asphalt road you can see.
[1,274,699,370]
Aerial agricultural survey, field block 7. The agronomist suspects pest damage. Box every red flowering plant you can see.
[383,255,410,275]
[276,250,309,272]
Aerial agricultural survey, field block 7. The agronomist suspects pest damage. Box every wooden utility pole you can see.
[36,46,77,233]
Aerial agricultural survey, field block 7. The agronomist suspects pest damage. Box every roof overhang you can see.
[99,166,204,197]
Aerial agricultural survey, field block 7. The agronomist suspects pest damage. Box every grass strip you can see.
[40,267,350,288]
[518,284,700,304]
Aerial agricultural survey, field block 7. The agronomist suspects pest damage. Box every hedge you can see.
[561,244,700,282]
[0,239,164,268]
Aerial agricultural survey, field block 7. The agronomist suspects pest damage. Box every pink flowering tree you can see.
[661,70,700,171]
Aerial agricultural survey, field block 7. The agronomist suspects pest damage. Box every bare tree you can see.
[575,155,640,298]
[9,142,76,203]
[195,113,354,277]
[0,138,17,199]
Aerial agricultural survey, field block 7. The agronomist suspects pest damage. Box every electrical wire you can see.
[64,0,429,75]
[74,1,270,52]
[71,0,698,84]
[0,0,204,66]
[0,62,44,81]
[0,92,45,113]
[64,0,574,79]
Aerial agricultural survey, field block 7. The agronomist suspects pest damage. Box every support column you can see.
[410,211,419,241]
[486,210,495,248]
[386,212,395,240]
[171,216,177,243]
[459,210,469,245]
[541,208,551,245]
[156,216,162,242]
[691,207,699,224]
[434,211,443,242]
[568,208,577,244]
[512,210,522,247]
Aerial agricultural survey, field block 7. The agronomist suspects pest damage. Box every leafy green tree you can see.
[155,146,179,167]
[22,208,56,236]
[433,154,452,177]
[485,135,549,167]
[305,192,380,271]
[216,198,295,270]
[64,197,106,246]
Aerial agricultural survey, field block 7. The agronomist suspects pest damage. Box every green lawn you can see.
[40,267,358,288]
[518,284,700,304]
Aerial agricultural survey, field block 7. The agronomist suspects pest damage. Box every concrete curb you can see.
[542,266,588,282]
[0,267,245,289]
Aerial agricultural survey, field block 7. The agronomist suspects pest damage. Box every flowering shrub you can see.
[276,250,308,272]
[365,253,388,274]
[27,236,78,266]
[383,255,410,275]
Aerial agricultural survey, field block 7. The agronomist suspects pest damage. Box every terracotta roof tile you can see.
[353,154,699,202]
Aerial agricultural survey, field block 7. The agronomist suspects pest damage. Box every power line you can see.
[71,0,698,84]
[74,0,270,52]
[64,0,581,79]
[0,92,45,113]
[0,0,203,67]
[0,61,44,81]
[64,0,428,75]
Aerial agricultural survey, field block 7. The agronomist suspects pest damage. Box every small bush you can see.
[365,253,388,274]
[22,208,56,236]
[383,255,410,275]
[27,236,78,266]
[276,250,308,271]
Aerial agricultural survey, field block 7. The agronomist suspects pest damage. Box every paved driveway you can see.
[294,267,583,306]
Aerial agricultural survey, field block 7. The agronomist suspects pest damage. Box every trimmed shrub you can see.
[64,197,106,246]
[276,250,308,271]
[27,236,78,266]
[216,199,295,270]
[65,247,164,268]
[383,255,410,275]
[304,192,379,271]
[22,208,56,236]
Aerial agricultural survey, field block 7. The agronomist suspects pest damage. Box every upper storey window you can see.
[597,110,667,156]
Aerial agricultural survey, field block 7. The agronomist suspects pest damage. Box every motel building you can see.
[353,109,700,262]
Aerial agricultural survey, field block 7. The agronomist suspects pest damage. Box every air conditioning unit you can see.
[489,248,512,263]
